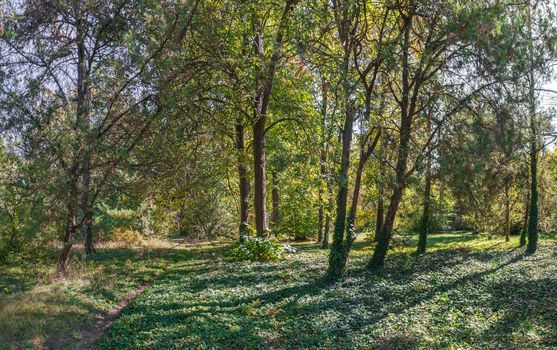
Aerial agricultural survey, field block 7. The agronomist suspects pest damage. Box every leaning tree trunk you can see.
[235,119,250,239]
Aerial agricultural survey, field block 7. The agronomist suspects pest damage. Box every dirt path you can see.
[80,271,161,350]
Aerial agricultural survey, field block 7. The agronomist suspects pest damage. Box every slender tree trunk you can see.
[322,186,333,249]
[252,27,269,238]
[82,155,94,255]
[526,1,538,254]
[58,171,79,274]
[417,151,432,254]
[504,180,511,242]
[369,16,413,269]
[317,78,328,243]
[374,137,386,243]
[317,199,324,243]
[235,119,250,239]
[250,1,296,237]
[520,190,530,246]
[326,104,354,279]
[527,141,539,253]
[271,172,279,226]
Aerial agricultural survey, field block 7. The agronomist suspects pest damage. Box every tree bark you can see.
[375,130,386,243]
[417,115,432,254]
[317,78,328,243]
[235,118,250,239]
[504,179,511,242]
[369,15,414,269]
[526,1,538,254]
[251,0,297,238]
[321,185,334,249]
[58,169,79,274]
[520,190,530,246]
[326,107,353,279]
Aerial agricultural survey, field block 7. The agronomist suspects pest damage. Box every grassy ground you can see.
[2,233,556,349]
[0,238,191,349]
[95,233,557,350]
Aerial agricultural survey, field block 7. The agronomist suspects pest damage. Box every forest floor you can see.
[1,233,557,350]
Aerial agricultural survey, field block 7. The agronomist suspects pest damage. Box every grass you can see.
[0,238,191,349]
[95,232,557,350]
[2,232,557,349]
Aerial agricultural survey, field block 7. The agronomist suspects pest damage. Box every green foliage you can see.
[228,236,295,262]
[96,234,557,350]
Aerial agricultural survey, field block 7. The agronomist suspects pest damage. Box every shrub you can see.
[228,236,295,262]
[106,227,142,244]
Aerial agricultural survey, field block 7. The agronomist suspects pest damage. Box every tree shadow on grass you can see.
[97,242,557,350]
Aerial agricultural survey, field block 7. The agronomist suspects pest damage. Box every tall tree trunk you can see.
[252,27,269,238]
[317,78,328,243]
[504,179,511,242]
[369,16,413,269]
[317,198,324,243]
[251,1,296,237]
[374,149,385,243]
[345,130,380,248]
[326,104,354,280]
[417,150,432,254]
[520,189,530,246]
[82,154,94,255]
[321,186,333,249]
[235,119,250,239]
[526,1,538,254]
[527,141,539,253]
[58,170,79,274]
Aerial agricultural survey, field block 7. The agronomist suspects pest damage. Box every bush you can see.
[106,227,142,244]
[228,236,295,262]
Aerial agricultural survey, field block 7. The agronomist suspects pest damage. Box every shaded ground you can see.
[95,233,557,350]
[0,238,195,349]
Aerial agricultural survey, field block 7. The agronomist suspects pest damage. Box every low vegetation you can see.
[3,233,556,349]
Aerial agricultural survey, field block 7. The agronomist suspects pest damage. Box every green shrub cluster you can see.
[228,236,295,262]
